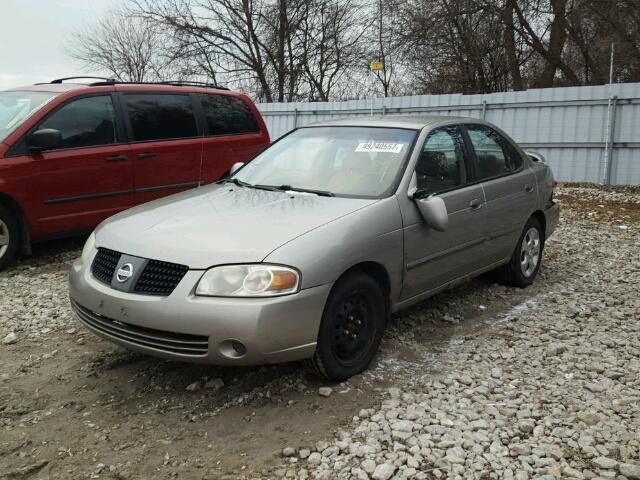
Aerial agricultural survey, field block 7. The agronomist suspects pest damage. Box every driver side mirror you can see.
[29,128,62,152]
[408,172,448,231]
[525,151,546,163]
[415,195,449,232]
[229,162,244,176]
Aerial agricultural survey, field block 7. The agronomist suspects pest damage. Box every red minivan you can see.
[0,78,270,269]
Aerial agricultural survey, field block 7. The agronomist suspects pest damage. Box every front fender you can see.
[264,196,404,303]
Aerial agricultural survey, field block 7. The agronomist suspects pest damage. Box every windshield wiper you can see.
[218,177,252,188]
[271,185,335,197]
[218,178,277,193]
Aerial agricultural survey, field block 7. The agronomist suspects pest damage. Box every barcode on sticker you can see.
[355,142,404,154]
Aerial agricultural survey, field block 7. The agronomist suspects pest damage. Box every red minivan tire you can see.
[0,204,19,270]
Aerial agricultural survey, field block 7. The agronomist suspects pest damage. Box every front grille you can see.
[90,248,188,296]
[92,248,121,284]
[134,260,189,296]
[71,300,209,356]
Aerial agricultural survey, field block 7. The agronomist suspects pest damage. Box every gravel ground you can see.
[1,184,639,479]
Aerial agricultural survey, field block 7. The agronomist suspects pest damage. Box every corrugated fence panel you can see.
[257,83,640,185]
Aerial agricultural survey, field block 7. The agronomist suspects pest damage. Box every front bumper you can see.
[544,201,560,239]
[69,255,331,366]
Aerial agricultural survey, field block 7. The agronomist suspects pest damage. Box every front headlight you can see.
[195,264,300,297]
[81,232,96,263]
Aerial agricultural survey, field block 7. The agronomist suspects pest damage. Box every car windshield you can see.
[233,126,417,198]
[0,91,58,143]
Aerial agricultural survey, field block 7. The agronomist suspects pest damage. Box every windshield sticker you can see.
[355,142,404,154]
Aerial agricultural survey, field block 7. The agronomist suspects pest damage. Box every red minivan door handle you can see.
[106,155,128,162]
[137,152,157,159]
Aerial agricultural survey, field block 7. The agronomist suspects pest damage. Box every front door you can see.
[401,125,488,300]
[122,93,203,205]
[22,94,133,238]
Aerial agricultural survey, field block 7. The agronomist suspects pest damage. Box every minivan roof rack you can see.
[46,77,228,90]
[49,76,117,84]
[90,80,228,90]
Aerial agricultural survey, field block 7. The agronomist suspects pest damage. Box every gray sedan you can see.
[69,116,560,380]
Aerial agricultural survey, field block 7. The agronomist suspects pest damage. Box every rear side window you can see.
[466,125,522,179]
[200,94,260,136]
[125,94,197,141]
[415,126,467,194]
[38,95,120,149]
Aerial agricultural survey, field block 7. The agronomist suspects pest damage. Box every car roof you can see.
[307,115,479,130]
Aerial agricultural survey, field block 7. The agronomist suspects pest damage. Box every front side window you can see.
[38,95,120,149]
[466,125,521,179]
[201,94,260,135]
[125,94,197,141]
[415,126,467,194]
[234,126,417,198]
[0,91,59,143]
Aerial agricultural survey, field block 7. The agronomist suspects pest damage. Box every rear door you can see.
[401,125,488,300]
[122,93,203,204]
[198,93,269,183]
[463,124,537,263]
[14,93,133,238]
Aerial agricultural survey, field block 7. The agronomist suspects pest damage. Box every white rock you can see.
[619,463,640,479]
[318,387,333,397]
[282,447,296,457]
[592,457,618,470]
[371,463,396,480]
[2,332,17,345]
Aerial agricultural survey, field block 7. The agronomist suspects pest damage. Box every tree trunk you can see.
[535,0,568,87]
[503,0,523,90]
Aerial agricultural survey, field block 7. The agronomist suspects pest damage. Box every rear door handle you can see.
[106,155,128,162]
[469,198,483,210]
[525,184,534,193]
[137,152,157,159]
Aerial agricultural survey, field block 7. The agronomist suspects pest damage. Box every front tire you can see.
[0,205,19,271]
[305,272,386,381]
[498,217,543,288]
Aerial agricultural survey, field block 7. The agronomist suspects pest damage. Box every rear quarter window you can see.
[125,94,198,141]
[200,94,260,136]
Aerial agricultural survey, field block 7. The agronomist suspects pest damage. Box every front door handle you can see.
[524,184,534,193]
[469,198,483,210]
[137,152,157,159]
[106,154,128,162]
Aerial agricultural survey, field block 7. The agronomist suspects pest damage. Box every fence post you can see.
[293,108,299,128]
[481,100,488,119]
[602,95,618,185]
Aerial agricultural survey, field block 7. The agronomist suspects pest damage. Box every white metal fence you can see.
[257,83,640,185]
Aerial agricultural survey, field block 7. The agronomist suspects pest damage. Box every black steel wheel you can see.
[305,271,386,381]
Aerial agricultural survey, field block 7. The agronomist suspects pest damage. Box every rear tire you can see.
[0,205,19,271]
[305,272,386,381]
[497,217,543,288]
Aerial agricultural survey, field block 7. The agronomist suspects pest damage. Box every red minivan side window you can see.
[200,94,260,136]
[38,95,121,149]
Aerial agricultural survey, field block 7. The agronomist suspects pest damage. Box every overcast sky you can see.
[0,0,122,90]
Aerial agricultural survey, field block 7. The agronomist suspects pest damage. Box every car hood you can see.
[95,184,377,269]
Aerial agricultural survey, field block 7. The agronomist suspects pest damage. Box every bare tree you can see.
[69,0,640,98]
[69,6,181,82]
[132,0,307,101]
[299,0,367,100]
